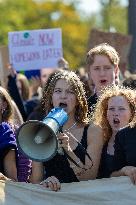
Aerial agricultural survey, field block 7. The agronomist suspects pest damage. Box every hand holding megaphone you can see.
[58,132,72,152]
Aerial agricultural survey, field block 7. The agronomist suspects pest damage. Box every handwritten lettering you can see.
[39,33,54,46]
[11,33,34,47]
[9,29,62,70]
[42,48,62,59]
[13,51,40,63]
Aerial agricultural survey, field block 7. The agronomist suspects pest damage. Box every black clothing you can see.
[98,143,114,178]
[27,103,45,121]
[24,98,39,119]
[43,125,89,183]
[87,93,98,113]
[112,126,136,172]
[8,75,27,121]
[73,126,88,164]
[8,74,40,121]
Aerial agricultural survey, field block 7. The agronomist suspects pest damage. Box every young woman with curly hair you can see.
[92,85,136,178]
[29,69,104,191]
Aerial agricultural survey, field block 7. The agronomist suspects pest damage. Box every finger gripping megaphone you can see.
[16,107,68,162]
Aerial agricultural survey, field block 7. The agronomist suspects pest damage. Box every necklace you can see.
[63,122,77,132]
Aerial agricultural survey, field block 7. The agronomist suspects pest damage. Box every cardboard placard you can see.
[8,28,63,71]
[88,29,132,73]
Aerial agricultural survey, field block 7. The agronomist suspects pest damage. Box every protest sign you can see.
[8,28,63,71]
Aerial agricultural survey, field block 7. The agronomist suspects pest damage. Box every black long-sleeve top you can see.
[112,126,136,172]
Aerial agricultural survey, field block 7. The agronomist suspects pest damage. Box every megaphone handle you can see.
[59,126,63,133]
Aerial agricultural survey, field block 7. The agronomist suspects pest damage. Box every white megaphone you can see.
[16,107,68,162]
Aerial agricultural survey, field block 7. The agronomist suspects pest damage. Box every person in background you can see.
[57,57,69,70]
[7,64,27,121]
[122,71,136,90]
[40,68,56,88]
[16,73,39,118]
[27,68,57,120]
[76,67,94,99]
[29,69,104,191]
[92,85,136,178]
[16,73,30,102]
[86,43,120,113]
[13,70,40,119]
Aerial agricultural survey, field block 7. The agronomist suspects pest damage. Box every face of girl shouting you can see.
[89,55,118,95]
[52,79,77,119]
[107,95,132,134]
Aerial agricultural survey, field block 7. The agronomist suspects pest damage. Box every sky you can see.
[77,0,128,15]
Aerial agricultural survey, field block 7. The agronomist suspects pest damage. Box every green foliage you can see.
[0,0,95,70]
[99,0,128,33]
[0,0,128,69]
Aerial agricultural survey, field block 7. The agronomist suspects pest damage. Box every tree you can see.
[0,0,96,69]
[99,0,127,33]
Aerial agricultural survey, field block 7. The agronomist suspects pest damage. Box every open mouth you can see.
[113,118,120,125]
[59,102,67,109]
[100,79,107,84]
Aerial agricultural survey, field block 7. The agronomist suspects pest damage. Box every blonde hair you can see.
[92,85,136,142]
[86,43,120,69]
[17,73,30,101]
[0,86,14,123]
[42,70,90,125]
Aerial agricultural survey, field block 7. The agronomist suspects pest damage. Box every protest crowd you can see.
[0,28,136,205]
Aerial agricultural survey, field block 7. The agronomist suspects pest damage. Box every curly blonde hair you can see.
[42,70,90,125]
[92,85,136,142]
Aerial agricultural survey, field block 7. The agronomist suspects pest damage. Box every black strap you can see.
[59,128,93,170]
[63,149,81,168]
[63,144,93,170]
[77,142,93,164]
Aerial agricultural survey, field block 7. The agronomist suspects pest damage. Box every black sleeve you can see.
[112,132,126,172]
[7,75,27,121]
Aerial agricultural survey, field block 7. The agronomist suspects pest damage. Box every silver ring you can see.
[40,180,50,185]
[44,180,50,184]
